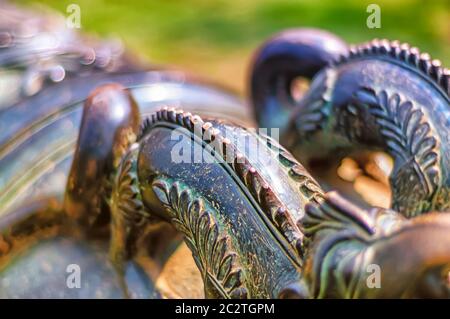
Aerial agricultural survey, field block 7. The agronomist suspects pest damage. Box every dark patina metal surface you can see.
[1,3,449,299]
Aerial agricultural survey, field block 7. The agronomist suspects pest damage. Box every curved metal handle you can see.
[62,30,450,298]
[67,83,450,299]
[109,107,450,299]
[109,107,326,298]
[251,28,450,217]
[250,28,348,134]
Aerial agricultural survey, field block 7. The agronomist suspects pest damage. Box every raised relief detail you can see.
[152,178,248,299]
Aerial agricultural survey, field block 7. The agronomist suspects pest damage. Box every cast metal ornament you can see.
[0,4,450,299]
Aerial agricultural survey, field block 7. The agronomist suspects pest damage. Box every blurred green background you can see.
[17,0,450,94]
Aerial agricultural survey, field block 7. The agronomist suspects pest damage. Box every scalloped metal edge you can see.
[138,106,306,261]
[331,39,449,98]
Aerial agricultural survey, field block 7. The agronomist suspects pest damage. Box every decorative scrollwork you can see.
[332,39,449,98]
[293,69,336,138]
[110,145,148,225]
[140,108,305,261]
[3,14,450,299]
[301,192,378,298]
[152,177,248,299]
[262,134,324,225]
[350,88,441,215]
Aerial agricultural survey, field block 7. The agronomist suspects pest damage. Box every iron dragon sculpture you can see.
[0,4,449,298]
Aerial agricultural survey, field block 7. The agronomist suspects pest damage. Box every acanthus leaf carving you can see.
[152,177,248,299]
[350,88,441,216]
